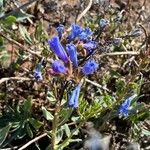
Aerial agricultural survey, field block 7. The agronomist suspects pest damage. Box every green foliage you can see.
[0,97,43,147]
[42,106,54,121]
[19,25,32,44]
[4,16,16,25]
[0,124,11,146]
[0,1,149,149]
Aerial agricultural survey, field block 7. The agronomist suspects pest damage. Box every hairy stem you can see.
[51,104,60,150]
[51,82,68,149]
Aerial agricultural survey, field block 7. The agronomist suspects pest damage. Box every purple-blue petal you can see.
[66,44,78,67]
[84,41,97,53]
[118,94,137,117]
[68,83,81,108]
[79,27,93,41]
[34,64,42,81]
[99,19,109,29]
[82,59,99,75]
[56,24,64,39]
[48,36,69,63]
[52,60,66,74]
[68,24,82,41]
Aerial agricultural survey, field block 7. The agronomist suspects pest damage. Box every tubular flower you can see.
[99,19,109,29]
[56,24,64,39]
[118,94,137,117]
[82,59,99,75]
[48,36,69,63]
[66,44,78,67]
[68,24,82,41]
[79,27,93,41]
[83,41,97,53]
[34,64,42,81]
[52,60,66,74]
[68,83,81,108]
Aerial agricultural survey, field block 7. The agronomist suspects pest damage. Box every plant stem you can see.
[51,104,60,150]
[51,82,68,150]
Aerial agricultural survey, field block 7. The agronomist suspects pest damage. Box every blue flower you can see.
[56,24,64,39]
[34,64,42,81]
[118,94,137,117]
[79,27,93,41]
[52,60,66,74]
[68,24,82,41]
[68,83,81,108]
[82,59,99,75]
[48,36,69,63]
[84,41,97,53]
[99,19,109,29]
[68,24,93,41]
[66,44,78,67]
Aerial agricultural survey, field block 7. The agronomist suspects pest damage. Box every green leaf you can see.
[62,124,71,137]
[69,139,82,142]
[103,95,114,107]
[19,25,32,44]
[116,79,126,96]
[59,109,73,126]
[142,129,150,136]
[42,107,54,121]
[71,116,80,122]
[15,12,34,22]
[35,21,44,41]
[4,16,16,25]
[0,0,3,7]
[0,36,3,46]
[23,96,32,113]
[0,123,11,146]
[0,51,11,68]
[56,128,64,144]
[45,145,52,150]
[26,123,33,138]
[47,91,56,104]
[29,118,43,129]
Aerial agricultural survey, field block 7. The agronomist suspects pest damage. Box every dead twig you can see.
[76,0,93,23]
[66,0,93,32]
[18,133,48,150]
[0,77,31,85]
[101,51,140,57]
[0,146,18,150]
[0,32,42,58]
[0,32,53,63]
[85,78,110,92]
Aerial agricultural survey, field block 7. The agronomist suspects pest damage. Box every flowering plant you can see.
[0,1,149,149]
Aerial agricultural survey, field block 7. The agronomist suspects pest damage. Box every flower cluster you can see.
[47,24,100,108]
[48,24,99,77]
[34,23,100,108]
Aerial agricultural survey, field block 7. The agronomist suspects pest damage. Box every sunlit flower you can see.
[34,64,42,81]
[56,24,64,39]
[118,94,137,117]
[68,24,82,41]
[82,59,99,75]
[68,83,81,108]
[52,60,66,74]
[48,36,69,63]
[84,41,97,53]
[66,44,78,67]
[99,19,109,29]
[79,27,93,41]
